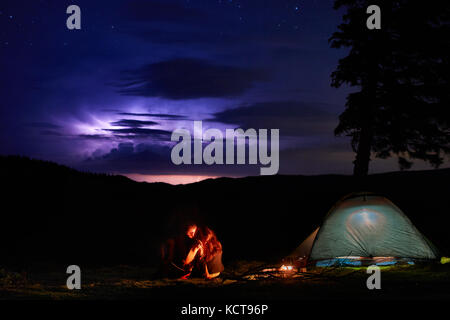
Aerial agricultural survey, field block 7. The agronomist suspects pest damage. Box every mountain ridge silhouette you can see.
[1,155,449,268]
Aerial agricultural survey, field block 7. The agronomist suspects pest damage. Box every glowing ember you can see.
[279,265,294,272]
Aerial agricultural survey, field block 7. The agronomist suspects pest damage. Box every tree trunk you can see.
[354,38,378,177]
[353,125,372,176]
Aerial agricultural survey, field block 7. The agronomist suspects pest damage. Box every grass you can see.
[1,262,450,300]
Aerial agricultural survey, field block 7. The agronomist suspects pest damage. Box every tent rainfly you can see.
[290,193,439,267]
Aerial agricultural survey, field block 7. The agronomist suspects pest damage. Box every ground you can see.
[1,261,450,301]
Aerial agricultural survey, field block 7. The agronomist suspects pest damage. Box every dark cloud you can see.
[78,134,113,141]
[78,127,172,142]
[103,128,172,140]
[117,112,188,120]
[116,58,269,100]
[210,101,339,136]
[80,142,173,173]
[102,142,134,158]
[110,119,159,128]
[79,142,260,176]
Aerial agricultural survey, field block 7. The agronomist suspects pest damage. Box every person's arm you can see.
[184,247,197,265]
[184,242,203,265]
[184,242,204,265]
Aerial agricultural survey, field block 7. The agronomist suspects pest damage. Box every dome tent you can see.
[290,192,439,266]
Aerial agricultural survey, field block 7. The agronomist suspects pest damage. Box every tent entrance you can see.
[314,256,415,267]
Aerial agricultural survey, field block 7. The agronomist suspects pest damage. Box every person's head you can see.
[196,226,222,259]
[186,224,197,239]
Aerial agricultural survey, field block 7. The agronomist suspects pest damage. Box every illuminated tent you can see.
[290,193,439,266]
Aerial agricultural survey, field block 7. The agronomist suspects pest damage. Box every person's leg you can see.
[205,252,224,279]
[156,239,177,278]
[207,272,220,279]
[179,271,191,280]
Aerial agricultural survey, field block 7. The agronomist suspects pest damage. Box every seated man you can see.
[157,223,197,278]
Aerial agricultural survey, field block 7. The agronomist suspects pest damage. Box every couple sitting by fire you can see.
[159,223,224,280]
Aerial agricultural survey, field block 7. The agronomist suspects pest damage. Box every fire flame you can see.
[280,265,293,272]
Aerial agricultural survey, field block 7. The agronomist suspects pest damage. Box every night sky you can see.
[0,0,434,183]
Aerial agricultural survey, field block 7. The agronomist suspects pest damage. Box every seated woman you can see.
[183,226,224,279]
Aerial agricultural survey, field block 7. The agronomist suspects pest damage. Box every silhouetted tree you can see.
[331,1,450,176]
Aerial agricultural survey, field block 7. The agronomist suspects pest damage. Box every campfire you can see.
[242,261,307,280]
[280,265,295,272]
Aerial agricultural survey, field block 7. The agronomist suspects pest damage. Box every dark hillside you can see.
[1,155,449,269]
